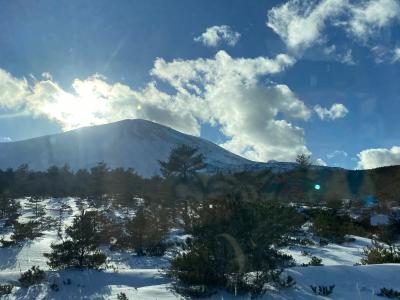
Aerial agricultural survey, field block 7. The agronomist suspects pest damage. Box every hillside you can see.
[0,119,297,178]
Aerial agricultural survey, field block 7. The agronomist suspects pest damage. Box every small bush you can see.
[377,287,400,298]
[361,241,400,265]
[298,238,315,246]
[310,284,335,296]
[319,238,329,246]
[301,250,310,256]
[140,241,167,256]
[18,266,46,287]
[309,256,323,266]
[269,269,296,289]
[117,292,129,300]
[0,238,17,248]
[226,270,296,297]
[0,284,13,296]
[276,275,296,288]
[302,256,323,267]
[172,284,216,298]
[226,273,268,297]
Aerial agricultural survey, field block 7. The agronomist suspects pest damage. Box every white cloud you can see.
[357,146,400,169]
[339,49,355,65]
[151,51,310,162]
[0,50,315,163]
[348,0,400,41]
[327,150,348,159]
[314,103,349,120]
[41,72,52,80]
[315,158,327,166]
[0,69,29,109]
[392,48,400,62]
[371,46,400,64]
[267,0,348,51]
[0,71,200,135]
[324,45,355,65]
[0,137,12,142]
[194,25,241,47]
[267,0,400,54]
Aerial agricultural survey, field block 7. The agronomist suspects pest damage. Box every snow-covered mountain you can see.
[0,119,297,177]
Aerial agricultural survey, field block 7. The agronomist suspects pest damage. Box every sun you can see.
[41,90,107,130]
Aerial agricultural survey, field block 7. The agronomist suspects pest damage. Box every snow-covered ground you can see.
[1,197,400,299]
[282,235,371,266]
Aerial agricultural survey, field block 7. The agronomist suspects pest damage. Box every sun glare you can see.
[42,90,107,130]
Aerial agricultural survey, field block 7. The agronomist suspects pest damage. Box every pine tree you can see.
[159,145,205,180]
[89,162,110,206]
[168,195,303,296]
[45,211,107,269]
[0,193,19,221]
[125,205,168,256]
[26,196,45,219]
[295,153,312,170]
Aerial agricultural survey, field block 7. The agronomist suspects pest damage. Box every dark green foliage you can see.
[1,156,400,210]
[225,270,295,297]
[172,284,216,298]
[0,284,13,296]
[268,270,296,288]
[88,162,109,205]
[277,275,296,288]
[361,240,400,265]
[56,201,71,238]
[310,209,350,243]
[310,285,335,296]
[0,194,19,221]
[319,238,329,246]
[18,266,45,288]
[296,153,312,170]
[124,204,169,256]
[26,197,45,219]
[0,163,145,207]
[377,218,400,245]
[0,237,16,247]
[159,145,205,180]
[308,256,323,266]
[378,287,400,298]
[117,292,129,300]
[45,165,74,197]
[11,220,42,242]
[226,273,268,298]
[168,195,302,297]
[45,211,107,269]
[169,241,222,286]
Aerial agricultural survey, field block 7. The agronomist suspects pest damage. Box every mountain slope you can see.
[0,119,296,177]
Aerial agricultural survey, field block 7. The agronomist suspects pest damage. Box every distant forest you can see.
[1,150,400,208]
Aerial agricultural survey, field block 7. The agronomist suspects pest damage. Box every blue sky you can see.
[1,0,400,170]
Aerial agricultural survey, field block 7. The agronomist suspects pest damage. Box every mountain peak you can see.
[0,119,263,177]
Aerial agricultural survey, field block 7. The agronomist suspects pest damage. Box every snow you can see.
[1,197,400,299]
[282,236,371,266]
[0,119,298,177]
[370,214,390,226]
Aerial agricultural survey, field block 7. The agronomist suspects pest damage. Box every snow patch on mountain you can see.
[0,119,298,177]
